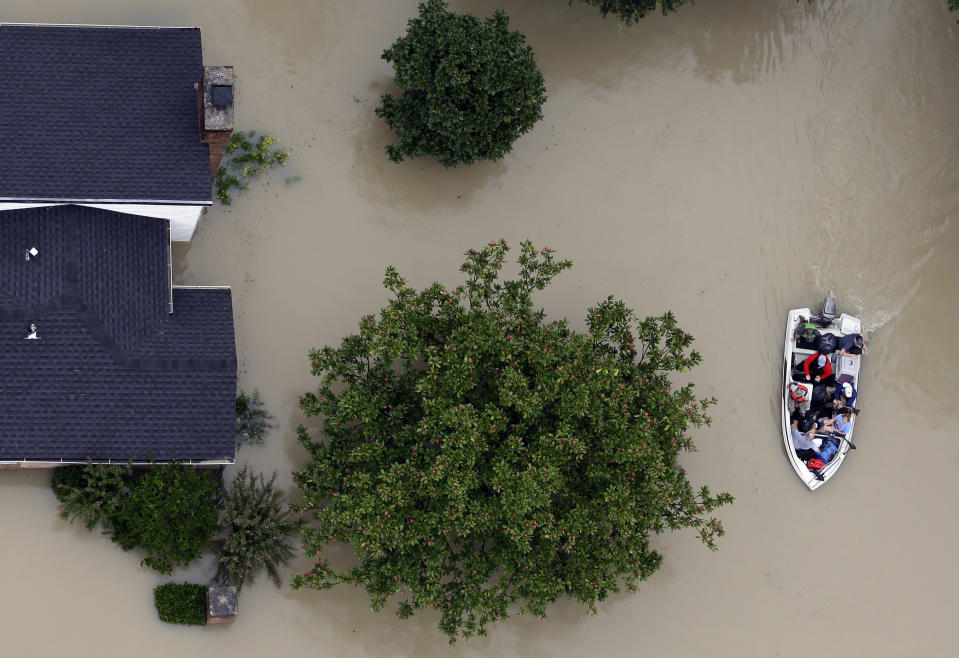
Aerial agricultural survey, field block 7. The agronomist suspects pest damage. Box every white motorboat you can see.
[781,297,863,490]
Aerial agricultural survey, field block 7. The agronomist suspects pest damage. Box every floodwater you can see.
[2,0,958,655]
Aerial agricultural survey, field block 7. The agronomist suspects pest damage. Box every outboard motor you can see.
[814,296,837,327]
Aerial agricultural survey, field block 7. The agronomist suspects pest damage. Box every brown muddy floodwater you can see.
[2,1,958,656]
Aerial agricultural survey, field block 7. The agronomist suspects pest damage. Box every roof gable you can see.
[0,206,235,462]
[0,25,212,204]
[0,205,170,348]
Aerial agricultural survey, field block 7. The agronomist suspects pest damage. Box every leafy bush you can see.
[216,465,302,590]
[52,460,131,531]
[291,240,733,642]
[154,583,208,626]
[110,461,220,575]
[575,0,689,24]
[376,0,547,166]
[215,131,290,204]
[235,389,276,446]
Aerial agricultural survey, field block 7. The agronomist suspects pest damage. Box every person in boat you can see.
[818,410,853,435]
[832,380,857,410]
[790,418,821,461]
[792,316,820,350]
[838,333,867,356]
[788,381,811,416]
[802,352,834,385]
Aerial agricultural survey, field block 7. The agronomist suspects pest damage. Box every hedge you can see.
[154,583,207,626]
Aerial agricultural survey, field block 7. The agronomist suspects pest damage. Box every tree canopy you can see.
[53,460,220,575]
[217,465,302,590]
[575,0,690,24]
[291,240,732,642]
[376,0,547,167]
[110,461,220,575]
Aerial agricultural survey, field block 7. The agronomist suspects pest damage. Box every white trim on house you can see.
[0,22,200,30]
[0,197,211,205]
[0,202,205,241]
[2,458,234,469]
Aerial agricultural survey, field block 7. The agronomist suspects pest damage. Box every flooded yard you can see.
[2,0,958,655]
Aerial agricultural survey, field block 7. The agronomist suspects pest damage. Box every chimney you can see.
[197,66,235,177]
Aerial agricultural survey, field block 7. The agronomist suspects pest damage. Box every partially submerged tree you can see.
[52,460,132,532]
[574,0,690,24]
[235,389,276,446]
[291,240,732,642]
[376,0,547,166]
[217,465,302,590]
[110,461,220,575]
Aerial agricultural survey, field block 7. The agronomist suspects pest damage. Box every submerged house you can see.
[0,24,237,466]
[0,23,233,241]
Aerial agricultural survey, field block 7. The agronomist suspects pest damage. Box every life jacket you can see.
[807,458,826,471]
[789,383,809,403]
[799,322,819,342]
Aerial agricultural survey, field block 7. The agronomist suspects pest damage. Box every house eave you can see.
[0,197,212,206]
[0,22,200,30]
[1,458,235,469]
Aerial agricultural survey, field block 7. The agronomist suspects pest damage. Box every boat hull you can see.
[782,308,862,490]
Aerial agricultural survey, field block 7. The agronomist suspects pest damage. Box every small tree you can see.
[376,0,547,167]
[217,465,302,590]
[52,460,132,531]
[111,461,220,575]
[292,240,732,642]
[574,0,690,24]
[236,389,276,446]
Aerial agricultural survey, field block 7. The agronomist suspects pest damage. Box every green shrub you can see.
[235,389,276,446]
[215,131,290,204]
[111,461,220,575]
[52,460,132,531]
[376,0,547,166]
[154,583,208,626]
[216,465,302,590]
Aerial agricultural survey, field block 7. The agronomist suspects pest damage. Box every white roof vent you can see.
[25,323,40,340]
[25,246,38,261]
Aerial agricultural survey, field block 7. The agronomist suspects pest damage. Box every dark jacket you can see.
[838,333,864,354]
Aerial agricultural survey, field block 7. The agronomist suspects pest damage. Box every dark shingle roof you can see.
[0,206,235,462]
[0,24,212,204]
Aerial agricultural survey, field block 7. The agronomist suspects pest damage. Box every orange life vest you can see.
[789,383,809,403]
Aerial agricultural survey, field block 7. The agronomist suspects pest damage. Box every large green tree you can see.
[376,0,547,167]
[291,240,732,642]
[575,0,690,24]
